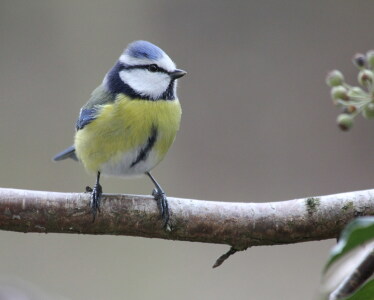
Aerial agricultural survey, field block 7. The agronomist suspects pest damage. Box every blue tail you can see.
[53,145,78,161]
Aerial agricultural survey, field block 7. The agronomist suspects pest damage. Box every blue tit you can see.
[53,40,186,229]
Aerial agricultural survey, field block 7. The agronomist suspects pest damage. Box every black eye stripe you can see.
[120,64,169,74]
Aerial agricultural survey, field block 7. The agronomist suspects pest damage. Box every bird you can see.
[53,40,186,230]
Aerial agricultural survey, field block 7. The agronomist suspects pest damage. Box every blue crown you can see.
[125,40,164,60]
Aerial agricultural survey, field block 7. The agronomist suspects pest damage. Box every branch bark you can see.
[0,187,374,250]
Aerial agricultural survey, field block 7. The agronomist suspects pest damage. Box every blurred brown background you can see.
[1,1,374,299]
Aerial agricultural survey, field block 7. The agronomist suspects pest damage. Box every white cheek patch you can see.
[119,69,171,99]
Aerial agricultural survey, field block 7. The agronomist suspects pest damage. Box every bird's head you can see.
[104,40,186,100]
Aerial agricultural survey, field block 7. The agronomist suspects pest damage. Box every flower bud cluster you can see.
[326,51,374,131]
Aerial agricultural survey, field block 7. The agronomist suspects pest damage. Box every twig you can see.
[212,247,241,268]
[329,245,374,300]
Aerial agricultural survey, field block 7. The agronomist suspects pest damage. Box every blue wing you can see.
[75,84,115,130]
[53,84,115,162]
[53,108,97,162]
[76,107,99,130]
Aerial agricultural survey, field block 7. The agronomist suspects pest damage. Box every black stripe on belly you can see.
[130,126,158,168]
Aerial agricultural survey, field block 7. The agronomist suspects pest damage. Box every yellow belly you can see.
[74,94,182,176]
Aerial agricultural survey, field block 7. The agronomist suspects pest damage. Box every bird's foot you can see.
[90,183,102,222]
[152,188,171,231]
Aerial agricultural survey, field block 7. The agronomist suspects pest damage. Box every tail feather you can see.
[53,145,78,161]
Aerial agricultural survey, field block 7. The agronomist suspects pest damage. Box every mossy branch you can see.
[1,187,374,248]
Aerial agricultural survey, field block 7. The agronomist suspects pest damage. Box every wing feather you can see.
[76,84,116,130]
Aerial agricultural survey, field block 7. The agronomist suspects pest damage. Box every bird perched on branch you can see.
[53,40,186,230]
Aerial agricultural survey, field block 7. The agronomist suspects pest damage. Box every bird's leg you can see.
[146,172,171,231]
[90,171,102,222]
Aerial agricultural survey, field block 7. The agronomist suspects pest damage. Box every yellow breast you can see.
[74,94,182,175]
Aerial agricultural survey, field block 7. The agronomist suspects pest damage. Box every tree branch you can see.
[1,187,374,250]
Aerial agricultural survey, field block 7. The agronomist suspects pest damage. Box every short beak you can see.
[170,69,187,79]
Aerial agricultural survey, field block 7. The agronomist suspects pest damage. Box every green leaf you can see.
[344,279,374,300]
[325,217,374,273]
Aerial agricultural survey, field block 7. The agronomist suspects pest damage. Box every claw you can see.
[90,184,102,221]
[153,188,171,231]
[146,172,172,231]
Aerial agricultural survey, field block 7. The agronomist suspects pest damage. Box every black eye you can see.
[148,64,158,72]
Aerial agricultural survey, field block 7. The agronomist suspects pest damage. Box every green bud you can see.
[337,114,354,131]
[326,70,344,87]
[347,87,366,98]
[330,86,348,100]
[358,69,374,86]
[363,103,374,119]
[353,53,366,68]
[366,50,374,69]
